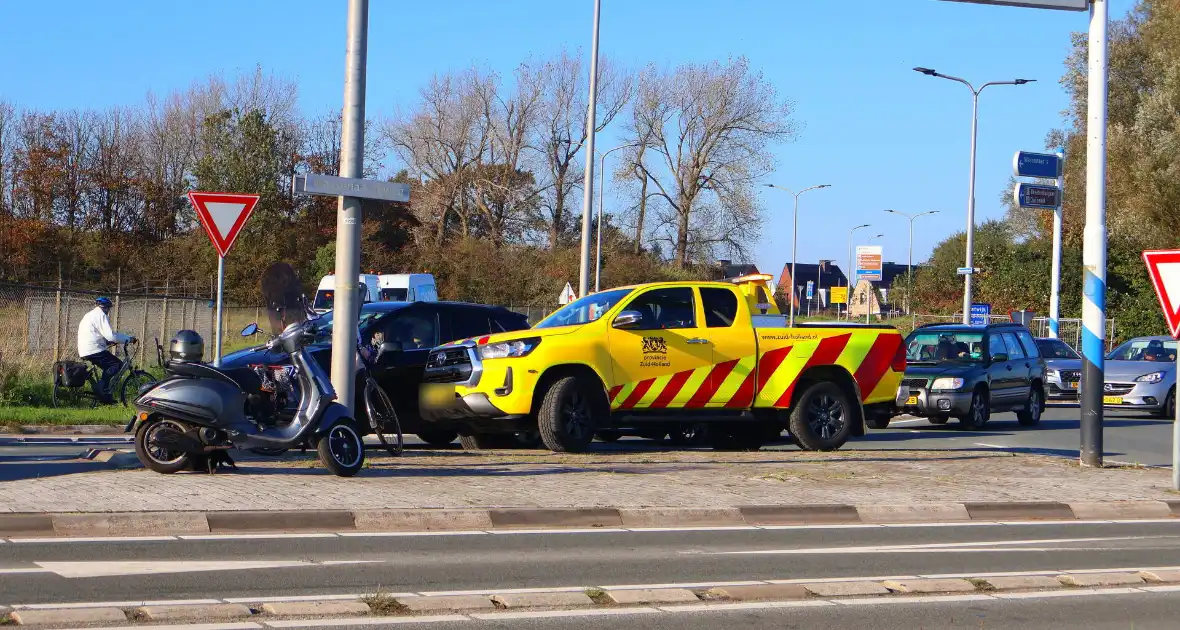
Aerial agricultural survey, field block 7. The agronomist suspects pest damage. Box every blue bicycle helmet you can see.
[96,297,113,310]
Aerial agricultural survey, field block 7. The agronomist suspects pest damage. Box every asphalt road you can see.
[3,522,1180,627]
[4,520,1180,605]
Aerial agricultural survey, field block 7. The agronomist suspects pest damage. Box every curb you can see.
[2,501,1178,538]
[0,425,125,436]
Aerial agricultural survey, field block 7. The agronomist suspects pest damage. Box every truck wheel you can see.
[459,434,518,451]
[537,376,600,453]
[416,429,457,447]
[789,381,853,451]
[1017,387,1043,427]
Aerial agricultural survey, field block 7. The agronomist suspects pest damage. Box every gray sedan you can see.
[1035,337,1082,402]
[1102,336,1176,418]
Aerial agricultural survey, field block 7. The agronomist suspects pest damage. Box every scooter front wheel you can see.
[135,418,192,474]
[317,419,365,477]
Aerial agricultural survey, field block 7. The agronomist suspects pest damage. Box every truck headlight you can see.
[931,377,965,391]
[478,338,541,360]
[1136,371,1165,384]
[1046,369,1059,380]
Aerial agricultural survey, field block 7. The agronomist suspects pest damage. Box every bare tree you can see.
[627,58,797,267]
[0,100,16,215]
[531,50,632,248]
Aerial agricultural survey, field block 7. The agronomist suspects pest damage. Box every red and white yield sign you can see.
[1143,249,1180,339]
[187,191,260,258]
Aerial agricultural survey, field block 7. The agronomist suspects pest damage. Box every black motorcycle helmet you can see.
[169,330,205,363]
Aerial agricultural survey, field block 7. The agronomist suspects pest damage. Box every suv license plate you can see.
[905,395,919,405]
[1102,396,1123,405]
[1068,381,1079,389]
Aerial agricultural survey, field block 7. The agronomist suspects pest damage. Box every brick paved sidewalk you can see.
[0,449,1175,514]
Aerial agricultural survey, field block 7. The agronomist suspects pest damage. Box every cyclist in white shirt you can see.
[77,297,135,403]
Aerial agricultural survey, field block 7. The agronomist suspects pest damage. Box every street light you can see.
[913,67,1034,324]
[766,183,831,327]
[577,0,603,299]
[885,209,940,315]
[595,143,638,292]
[846,223,870,320]
[868,233,884,243]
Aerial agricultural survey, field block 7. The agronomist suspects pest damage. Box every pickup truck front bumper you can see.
[419,384,530,432]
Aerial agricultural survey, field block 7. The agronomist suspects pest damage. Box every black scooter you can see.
[129,314,366,477]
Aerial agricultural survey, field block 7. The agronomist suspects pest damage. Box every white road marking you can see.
[766,575,917,585]
[597,580,766,591]
[658,600,835,612]
[417,586,589,597]
[487,528,628,535]
[16,599,222,610]
[755,524,883,530]
[179,533,338,541]
[1141,585,1180,592]
[8,536,177,543]
[624,526,759,533]
[59,624,262,630]
[838,594,995,606]
[470,607,661,620]
[992,587,1144,599]
[715,535,1159,556]
[0,568,50,575]
[265,616,467,627]
[33,559,377,579]
[337,531,488,538]
[974,443,1008,449]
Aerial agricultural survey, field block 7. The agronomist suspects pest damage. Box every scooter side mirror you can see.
[241,323,260,337]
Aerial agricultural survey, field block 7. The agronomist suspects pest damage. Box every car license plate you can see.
[421,383,456,408]
[1102,396,1123,405]
[1068,382,1079,389]
[905,395,919,405]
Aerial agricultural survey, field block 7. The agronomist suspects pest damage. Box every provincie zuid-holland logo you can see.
[641,336,670,368]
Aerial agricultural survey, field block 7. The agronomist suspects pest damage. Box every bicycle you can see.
[52,341,155,408]
[359,344,403,457]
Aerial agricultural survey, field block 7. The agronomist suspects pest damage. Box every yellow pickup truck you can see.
[420,275,905,453]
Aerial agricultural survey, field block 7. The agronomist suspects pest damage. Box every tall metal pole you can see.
[962,91,979,325]
[577,0,602,299]
[1081,0,1109,469]
[330,0,369,414]
[1049,149,1065,338]
[907,218,913,315]
[595,143,634,293]
[846,224,869,321]
[767,183,829,327]
[213,255,225,367]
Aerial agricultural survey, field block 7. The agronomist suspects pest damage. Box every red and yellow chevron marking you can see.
[608,330,903,411]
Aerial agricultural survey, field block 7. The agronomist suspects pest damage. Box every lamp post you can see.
[595,143,637,293]
[885,209,940,315]
[913,67,1034,324]
[846,223,870,320]
[577,0,603,299]
[766,183,831,327]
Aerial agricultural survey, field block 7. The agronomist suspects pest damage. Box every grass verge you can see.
[0,405,132,427]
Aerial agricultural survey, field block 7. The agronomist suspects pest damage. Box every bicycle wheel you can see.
[364,379,403,457]
[120,370,156,407]
[52,371,97,409]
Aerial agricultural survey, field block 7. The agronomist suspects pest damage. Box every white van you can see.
[313,274,380,314]
[378,273,438,302]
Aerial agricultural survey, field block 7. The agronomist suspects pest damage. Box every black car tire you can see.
[537,376,599,453]
[1152,388,1175,420]
[416,429,458,447]
[458,434,518,451]
[789,381,853,451]
[864,413,890,430]
[928,415,950,425]
[1017,387,1044,427]
[959,389,990,430]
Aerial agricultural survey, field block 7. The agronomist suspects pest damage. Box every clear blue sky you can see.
[0,0,1136,278]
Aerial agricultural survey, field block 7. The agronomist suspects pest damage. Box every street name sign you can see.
[188,192,260,258]
[970,303,991,326]
[1015,183,1061,209]
[957,267,980,275]
[940,0,1088,10]
[1143,250,1180,339]
[855,245,883,282]
[292,174,410,203]
[1013,151,1063,178]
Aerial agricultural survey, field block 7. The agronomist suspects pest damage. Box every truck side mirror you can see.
[613,310,643,329]
[990,352,1009,363]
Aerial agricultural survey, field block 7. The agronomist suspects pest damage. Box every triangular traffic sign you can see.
[188,191,260,258]
[559,282,577,305]
[1142,249,1180,339]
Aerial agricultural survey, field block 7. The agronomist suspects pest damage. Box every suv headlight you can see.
[478,338,541,360]
[1136,371,1166,384]
[931,377,965,391]
[1046,368,1059,379]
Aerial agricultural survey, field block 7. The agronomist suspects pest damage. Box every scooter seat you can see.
[167,361,257,392]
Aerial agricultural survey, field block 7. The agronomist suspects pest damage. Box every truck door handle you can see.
[686,338,710,345]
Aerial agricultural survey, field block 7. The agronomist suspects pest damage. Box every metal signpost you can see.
[806,280,814,316]
[1014,150,1066,339]
[970,303,991,326]
[187,192,260,367]
[1142,249,1180,490]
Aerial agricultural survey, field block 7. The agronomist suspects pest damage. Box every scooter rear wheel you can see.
[317,418,365,477]
[135,418,192,474]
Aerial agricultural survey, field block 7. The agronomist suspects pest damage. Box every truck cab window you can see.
[700,288,738,328]
[626,288,696,330]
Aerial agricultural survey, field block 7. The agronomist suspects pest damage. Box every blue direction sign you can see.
[806,280,814,299]
[1013,151,1062,179]
[1015,183,1061,209]
[970,303,991,326]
